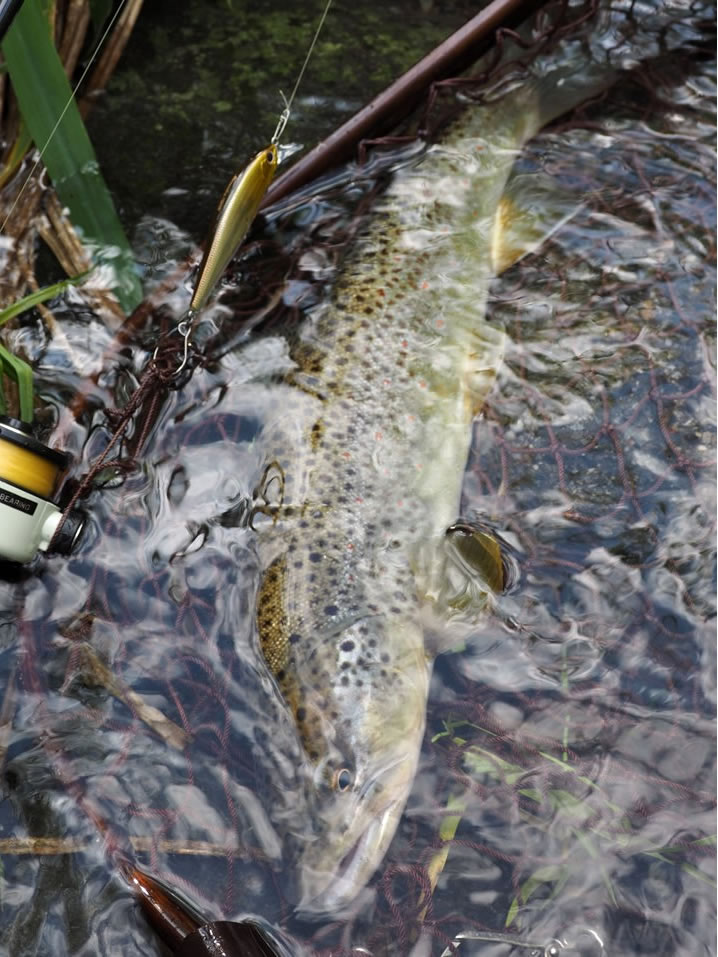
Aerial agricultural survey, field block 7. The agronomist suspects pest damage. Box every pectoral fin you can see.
[445,521,506,594]
[491,172,580,274]
[419,521,517,655]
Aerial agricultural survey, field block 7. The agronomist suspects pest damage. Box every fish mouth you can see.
[296,797,403,917]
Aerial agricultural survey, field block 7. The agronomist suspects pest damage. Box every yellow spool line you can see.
[0,437,60,498]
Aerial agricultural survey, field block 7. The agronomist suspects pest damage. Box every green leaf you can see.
[505,866,569,927]
[680,862,717,889]
[505,896,519,927]
[0,274,89,328]
[438,793,466,842]
[517,788,543,802]
[465,745,524,784]
[0,344,33,421]
[548,788,595,824]
[520,864,565,901]
[1,0,142,314]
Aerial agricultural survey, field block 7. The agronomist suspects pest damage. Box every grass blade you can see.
[0,274,89,328]
[1,0,142,314]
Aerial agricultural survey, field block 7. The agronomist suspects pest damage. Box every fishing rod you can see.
[0,0,23,40]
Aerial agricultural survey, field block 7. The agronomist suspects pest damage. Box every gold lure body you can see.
[190,145,278,312]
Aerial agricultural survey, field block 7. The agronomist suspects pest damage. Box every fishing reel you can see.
[0,414,84,564]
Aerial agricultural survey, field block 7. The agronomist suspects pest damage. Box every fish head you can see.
[294,612,429,916]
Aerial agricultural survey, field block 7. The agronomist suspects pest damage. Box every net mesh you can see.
[0,1,714,955]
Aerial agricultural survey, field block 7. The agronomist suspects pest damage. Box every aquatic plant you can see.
[1,0,142,313]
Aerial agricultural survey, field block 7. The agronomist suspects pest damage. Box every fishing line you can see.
[186,0,334,318]
[271,0,333,146]
[0,0,131,236]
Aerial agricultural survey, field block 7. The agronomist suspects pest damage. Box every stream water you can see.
[0,1,715,955]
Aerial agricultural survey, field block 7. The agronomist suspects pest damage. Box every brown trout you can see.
[253,39,616,915]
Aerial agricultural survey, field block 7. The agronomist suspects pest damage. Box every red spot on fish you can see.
[375,431,383,441]
[378,289,385,297]
[355,497,363,504]
[343,451,351,459]
[421,281,429,290]
[436,318,444,328]
[383,378,391,386]
[401,339,408,349]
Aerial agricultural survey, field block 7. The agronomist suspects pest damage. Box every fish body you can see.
[254,41,616,915]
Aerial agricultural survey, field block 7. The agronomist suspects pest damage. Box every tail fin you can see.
[467,11,620,146]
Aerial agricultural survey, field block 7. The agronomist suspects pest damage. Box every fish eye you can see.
[265,148,275,164]
[333,768,353,792]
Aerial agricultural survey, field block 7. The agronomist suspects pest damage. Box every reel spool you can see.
[0,414,84,564]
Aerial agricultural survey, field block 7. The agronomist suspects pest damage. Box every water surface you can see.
[0,1,714,955]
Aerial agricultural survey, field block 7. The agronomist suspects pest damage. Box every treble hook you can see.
[152,309,197,378]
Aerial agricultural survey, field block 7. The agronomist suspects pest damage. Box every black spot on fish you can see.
[309,553,322,563]
[324,605,339,617]
[296,707,307,721]
[341,640,355,652]
[289,633,301,644]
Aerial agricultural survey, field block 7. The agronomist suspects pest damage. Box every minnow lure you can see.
[189,143,279,312]
[189,0,332,313]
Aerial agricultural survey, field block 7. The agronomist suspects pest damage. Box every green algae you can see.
[85,0,476,237]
